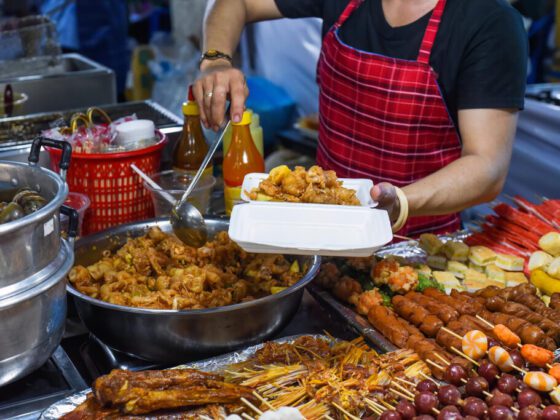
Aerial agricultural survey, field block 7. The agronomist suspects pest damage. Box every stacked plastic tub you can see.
[0,138,78,386]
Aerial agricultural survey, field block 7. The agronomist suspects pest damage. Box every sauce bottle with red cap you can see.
[223,111,264,215]
[172,85,212,176]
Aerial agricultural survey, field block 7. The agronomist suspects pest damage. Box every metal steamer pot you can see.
[68,218,321,363]
[0,239,74,386]
[0,137,72,288]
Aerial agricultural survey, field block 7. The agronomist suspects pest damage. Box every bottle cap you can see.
[232,111,251,126]
[182,85,199,115]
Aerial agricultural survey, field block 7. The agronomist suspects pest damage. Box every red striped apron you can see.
[316,0,462,236]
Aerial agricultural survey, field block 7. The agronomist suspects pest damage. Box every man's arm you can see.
[372,108,517,222]
[402,108,517,216]
[194,0,283,130]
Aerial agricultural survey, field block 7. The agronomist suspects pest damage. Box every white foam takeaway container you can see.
[229,173,393,257]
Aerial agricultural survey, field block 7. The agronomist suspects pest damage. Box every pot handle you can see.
[60,205,79,246]
[29,137,72,181]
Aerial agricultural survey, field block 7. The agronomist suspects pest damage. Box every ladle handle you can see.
[130,164,175,205]
[178,119,230,205]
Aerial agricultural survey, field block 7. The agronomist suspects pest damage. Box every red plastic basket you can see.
[48,132,166,235]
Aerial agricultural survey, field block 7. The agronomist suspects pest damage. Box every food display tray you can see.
[307,284,397,353]
[305,233,472,354]
[40,334,331,419]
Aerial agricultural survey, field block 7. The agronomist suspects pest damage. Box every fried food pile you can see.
[61,369,254,419]
[247,165,361,205]
[68,227,303,310]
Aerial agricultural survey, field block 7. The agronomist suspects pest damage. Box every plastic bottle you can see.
[223,109,264,156]
[172,85,212,176]
[223,111,265,215]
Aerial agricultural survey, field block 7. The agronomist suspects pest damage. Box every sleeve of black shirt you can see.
[456,7,528,111]
[274,0,325,18]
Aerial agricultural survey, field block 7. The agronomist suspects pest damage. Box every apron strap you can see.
[417,0,447,64]
[334,0,364,29]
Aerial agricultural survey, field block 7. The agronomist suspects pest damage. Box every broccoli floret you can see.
[415,273,445,293]
[356,274,374,291]
[380,291,393,307]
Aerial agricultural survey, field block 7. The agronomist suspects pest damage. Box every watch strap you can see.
[200,49,233,66]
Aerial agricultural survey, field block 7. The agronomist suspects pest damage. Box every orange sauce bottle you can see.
[173,85,212,176]
[223,111,264,215]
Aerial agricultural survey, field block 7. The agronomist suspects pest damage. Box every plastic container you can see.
[229,173,392,257]
[47,131,166,235]
[229,202,392,257]
[60,192,90,237]
[144,170,216,216]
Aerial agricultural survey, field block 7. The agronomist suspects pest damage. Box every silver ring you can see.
[205,91,213,98]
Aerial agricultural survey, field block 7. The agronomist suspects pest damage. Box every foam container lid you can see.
[229,202,393,257]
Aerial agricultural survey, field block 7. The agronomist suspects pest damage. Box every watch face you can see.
[207,50,218,58]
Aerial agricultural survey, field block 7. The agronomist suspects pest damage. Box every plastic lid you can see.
[232,111,251,126]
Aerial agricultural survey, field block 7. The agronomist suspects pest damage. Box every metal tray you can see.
[306,231,472,353]
[40,334,330,420]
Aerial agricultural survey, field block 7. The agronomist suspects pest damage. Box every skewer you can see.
[425,359,445,372]
[389,387,415,402]
[476,314,557,370]
[252,391,276,411]
[325,416,336,420]
[241,397,264,416]
[433,352,451,366]
[331,402,361,420]
[394,376,416,387]
[441,326,463,340]
[391,380,415,398]
[419,371,439,385]
[363,399,384,416]
[450,345,480,366]
[241,414,255,420]
[475,315,494,330]
[375,398,397,411]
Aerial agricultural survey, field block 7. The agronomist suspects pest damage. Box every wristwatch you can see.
[199,49,233,67]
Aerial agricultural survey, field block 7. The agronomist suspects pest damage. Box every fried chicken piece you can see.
[356,289,383,316]
[333,276,363,303]
[281,172,307,196]
[316,262,342,289]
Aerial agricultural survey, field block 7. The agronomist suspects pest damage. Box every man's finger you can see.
[230,77,249,123]
[202,77,214,128]
[211,82,228,129]
[192,81,208,128]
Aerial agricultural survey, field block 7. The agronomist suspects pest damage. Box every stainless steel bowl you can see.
[0,137,71,288]
[0,239,73,386]
[68,218,321,363]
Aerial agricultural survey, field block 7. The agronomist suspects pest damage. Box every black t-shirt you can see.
[274,0,528,126]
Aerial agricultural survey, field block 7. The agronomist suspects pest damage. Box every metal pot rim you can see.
[67,255,320,315]
[0,161,68,235]
[0,239,73,308]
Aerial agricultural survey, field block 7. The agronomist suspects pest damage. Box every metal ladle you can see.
[169,119,231,247]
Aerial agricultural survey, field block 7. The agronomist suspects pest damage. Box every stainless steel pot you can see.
[0,239,73,386]
[68,218,321,363]
[0,137,71,288]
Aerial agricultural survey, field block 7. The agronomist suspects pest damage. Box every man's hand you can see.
[370,182,400,223]
[192,0,283,130]
[193,61,248,130]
